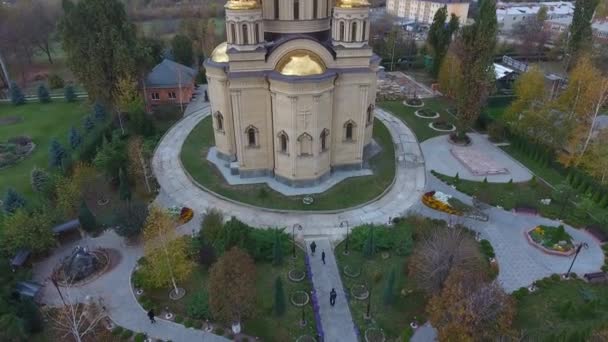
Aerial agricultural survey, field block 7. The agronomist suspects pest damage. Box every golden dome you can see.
[277,51,326,76]
[225,0,260,10]
[210,42,229,63]
[336,0,370,8]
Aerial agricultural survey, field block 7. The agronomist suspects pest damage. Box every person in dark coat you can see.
[330,288,337,306]
[148,309,156,324]
[310,241,317,255]
[321,250,326,265]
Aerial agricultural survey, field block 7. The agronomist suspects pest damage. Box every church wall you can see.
[206,65,236,160]
[229,77,273,175]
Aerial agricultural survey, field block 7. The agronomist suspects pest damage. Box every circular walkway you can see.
[152,106,426,238]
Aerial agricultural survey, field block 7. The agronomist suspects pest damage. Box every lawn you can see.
[431,171,596,228]
[135,246,317,341]
[500,145,566,187]
[378,97,456,142]
[0,101,90,199]
[514,278,608,339]
[180,116,395,210]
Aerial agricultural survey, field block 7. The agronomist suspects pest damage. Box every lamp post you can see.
[340,220,350,255]
[565,242,588,278]
[292,224,302,259]
[300,303,306,326]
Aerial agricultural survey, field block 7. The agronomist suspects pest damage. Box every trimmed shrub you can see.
[134,333,147,342]
[186,291,210,320]
[37,85,51,103]
[48,74,65,89]
[112,326,124,335]
[479,239,495,258]
[3,188,26,213]
[121,329,133,339]
[9,82,25,105]
[64,85,77,102]
[184,319,194,328]
[174,315,184,324]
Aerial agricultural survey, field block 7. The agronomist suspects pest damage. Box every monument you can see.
[204,0,380,187]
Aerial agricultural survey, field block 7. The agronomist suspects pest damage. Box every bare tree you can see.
[408,227,483,294]
[46,279,107,342]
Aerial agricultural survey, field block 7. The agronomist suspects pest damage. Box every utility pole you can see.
[0,51,11,92]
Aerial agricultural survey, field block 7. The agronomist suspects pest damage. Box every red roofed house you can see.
[143,59,197,112]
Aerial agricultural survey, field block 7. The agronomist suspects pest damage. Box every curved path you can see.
[152,106,426,238]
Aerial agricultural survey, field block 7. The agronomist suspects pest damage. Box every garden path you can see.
[409,174,604,292]
[152,104,426,240]
[305,238,358,342]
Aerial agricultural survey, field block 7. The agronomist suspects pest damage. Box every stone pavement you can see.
[421,133,532,183]
[409,174,605,292]
[152,105,426,240]
[305,238,358,342]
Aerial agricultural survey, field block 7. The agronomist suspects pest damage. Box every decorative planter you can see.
[97,198,109,206]
[421,191,461,216]
[165,312,174,320]
[429,121,456,132]
[288,269,306,282]
[414,109,439,119]
[351,284,369,300]
[303,196,314,205]
[290,291,310,307]
[403,99,424,108]
[169,287,186,300]
[343,265,361,278]
[136,289,144,296]
[525,226,575,256]
[381,252,390,260]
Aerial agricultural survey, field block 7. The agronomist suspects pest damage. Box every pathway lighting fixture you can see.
[340,220,350,255]
[565,242,588,278]
[292,224,303,259]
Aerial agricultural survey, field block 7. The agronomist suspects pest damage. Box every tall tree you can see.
[580,130,608,184]
[567,0,600,68]
[453,0,498,137]
[427,8,459,77]
[437,50,462,98]
[113,201,148,240]
[171,34,194,66]
[140,206,194,294]
[60,0,140,103]
[208,247,256,325]
[2,188,26,214]
[48,139,67,168]
[0,208,56,255]
[118,168,131,203]
[78,201,97,233]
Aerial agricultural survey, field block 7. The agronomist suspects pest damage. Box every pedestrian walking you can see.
[321,250,326,265]
[148,309,156,324]
[310,241,317,255]
[330,288,337,306]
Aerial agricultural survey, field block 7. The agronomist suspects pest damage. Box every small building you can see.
[386,0,470,26]
[144,59,198,112]
[543,16,608,44]
[497,1,574,32]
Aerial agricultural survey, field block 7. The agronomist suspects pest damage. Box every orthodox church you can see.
[204,0,379,187]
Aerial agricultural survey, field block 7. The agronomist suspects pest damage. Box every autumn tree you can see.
[208,247,256,325]
[452,0,497,137]
[126,135,152,193]
[437,51,462,98]
[557,56,608,166]
[427,7,459,77]
[0,208,56,255]
[408,227,483,294]
[46,286,106,342]
[140,206,194,296]
[580,130,608,184]
[427,269,516,341]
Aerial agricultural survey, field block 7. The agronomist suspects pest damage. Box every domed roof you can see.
[277,51,326,76]
[225,0,260,10]
[336,0,370,8]
[210,42,229,63]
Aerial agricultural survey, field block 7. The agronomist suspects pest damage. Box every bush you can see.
[37,85,51,103]
[48,74,65,89]
[349,224,413,254]
[121,329,133,339]
[550,273,561,282]
[112,326,124,335]
[174,315,184,324]
[184,319,194,328]
[512,287,529,300]
[64,85,77,102]
[479,239,495,258]
[401,326,414,342]
[186,290,210,320]
[9,82,25,105]
[487,121,506,142]
[134,333,147,342]
[194,320,203,329]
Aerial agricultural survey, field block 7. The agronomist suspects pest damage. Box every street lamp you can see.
[292,224,303,259]
[340,220,350,255]
[565,242,589,278]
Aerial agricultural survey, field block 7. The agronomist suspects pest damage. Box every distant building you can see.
[386,0,470,25]
[144,59,197,112]
[496,1,574,32]
[543,16,608,43]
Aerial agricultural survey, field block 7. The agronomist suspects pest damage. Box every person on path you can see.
[310,241,317,255]
[148,309,156,324]
[330,288,337,306]
[321,250,326,264]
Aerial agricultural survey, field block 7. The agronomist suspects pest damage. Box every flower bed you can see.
[0,136,36,169]
[429,120,455,132]
[414,109,439,119]
[351,284,369,300]
[526,225,575,256]
[288,269,306,282]
[290,290,310,307]
[421,191,461,215]
[403,98,424,107]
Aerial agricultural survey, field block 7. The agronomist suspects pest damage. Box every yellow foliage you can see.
[505,66,546,124]
[55,175,82,218]
[437,51,462,99]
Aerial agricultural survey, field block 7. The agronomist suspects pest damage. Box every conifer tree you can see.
[2,188,26,214]
[64,85,77,102]
[383,268,396,305]
[78,200,97,233]
[37,85,51,103]
[9,82,25,105]
[94,102,106,122]
[30,167,51,194]
[567,0,600,67]
[83,116,95,133]
[48,139,66,168]
[69,127,82,149]
[118,168,131,203]
[273,277,286,316]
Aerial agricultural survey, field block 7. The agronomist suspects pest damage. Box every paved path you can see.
[409,174,604,292]
[305,238,358,342]
[421,133,532,183]
[152,105,426,239]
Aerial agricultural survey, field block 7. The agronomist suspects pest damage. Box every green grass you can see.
[378,98,456,142]
[137,248,316,341]
[500,145,566,187]
[180,116,395,210]
[335,241,427,339]
[514,279,608,339]
[0,101,90,199]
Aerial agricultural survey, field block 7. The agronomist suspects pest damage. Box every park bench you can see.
[583,272,607,284]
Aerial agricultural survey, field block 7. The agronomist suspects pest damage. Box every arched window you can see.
[344,120,356,141]
[246,126,258,147]
[275,0,280,19]
[278,131,288,153]
[313,0,318,19]
[230,23,236,43]
[298,133,313,156]
[362,21,367,41]
[215,111,224,131]
[255,23,260,44]
[242,24,249,45]
[294,0,299,20]
[351,21,358,42]
[320,129,329,152]
[339,21,345,41]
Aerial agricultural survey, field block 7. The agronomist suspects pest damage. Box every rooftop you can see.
[497,1,574,16]
[145,59,197,88]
